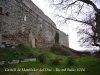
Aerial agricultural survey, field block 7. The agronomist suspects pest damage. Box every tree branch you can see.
[79,0,98,13]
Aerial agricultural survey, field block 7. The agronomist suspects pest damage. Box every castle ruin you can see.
[0,0,69,48]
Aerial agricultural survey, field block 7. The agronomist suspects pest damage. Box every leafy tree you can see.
[54,32,59,44]
[48,0,100,48]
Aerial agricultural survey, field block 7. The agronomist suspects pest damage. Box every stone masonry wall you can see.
[0,0,69,48]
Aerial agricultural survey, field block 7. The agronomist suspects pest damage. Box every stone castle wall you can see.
[0,0,69,48]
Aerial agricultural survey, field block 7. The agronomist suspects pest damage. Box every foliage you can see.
[51,58,60,65]
[19,57,24,62]
[54,32,59,44]
[94,50,100,57]
[0,46,31,61]
[0,46,100,75]
[28,52,34,58]
[38,54,46,64]
[67,56,75,66]
[8,58,13,63]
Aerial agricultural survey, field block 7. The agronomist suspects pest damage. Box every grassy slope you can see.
[0,46,100,75]
[0,46,31,61]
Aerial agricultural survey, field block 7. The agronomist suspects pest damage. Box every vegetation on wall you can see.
[54,32,59,44]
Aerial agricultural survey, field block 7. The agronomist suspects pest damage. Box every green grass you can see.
[0,46,100,75]
[0,45,31,60]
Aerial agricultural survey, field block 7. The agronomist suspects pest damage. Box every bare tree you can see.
[48,0,100,48]
[77,12,100,48]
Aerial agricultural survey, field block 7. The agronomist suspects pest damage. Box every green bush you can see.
[67,56,75,66]
[38,54,46,64]
[51,58,60,65]
[8,58,13,63]
[19,57,24,62]
[28,52,34,58]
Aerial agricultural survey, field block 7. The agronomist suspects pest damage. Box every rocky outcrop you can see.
[0,0,69,48]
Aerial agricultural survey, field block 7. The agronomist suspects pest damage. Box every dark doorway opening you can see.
[0,7,2,14]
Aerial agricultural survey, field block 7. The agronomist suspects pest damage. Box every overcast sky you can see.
[32,0,91,51]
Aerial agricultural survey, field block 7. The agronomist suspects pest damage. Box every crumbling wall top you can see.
[22,0,56,28]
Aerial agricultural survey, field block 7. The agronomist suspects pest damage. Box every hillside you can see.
[0,45,100,75]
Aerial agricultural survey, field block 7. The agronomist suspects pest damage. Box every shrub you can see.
[28,52,34,58]
[38,54,46,64]
[20,53,24,56]
[51,58,60,65]
[94,50,100,57]
[17,44,30,56]
[8,58,13,63]
[19,57,24,62]
[67,56,75,66]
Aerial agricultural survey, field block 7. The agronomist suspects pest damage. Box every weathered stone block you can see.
[8,60,19,64]
[20,59,29,63]
[29,58,36,61]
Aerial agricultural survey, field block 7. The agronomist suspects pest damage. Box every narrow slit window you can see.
[0,7,2,14]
